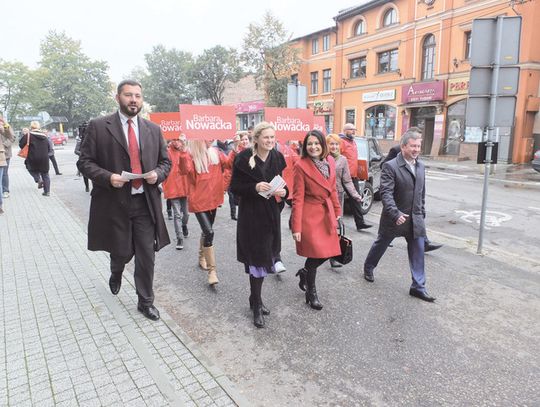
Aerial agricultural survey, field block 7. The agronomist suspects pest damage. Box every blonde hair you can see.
[248,121,275,169]
[188,139,219,174]
[326,133,342,148]
[30,121,41,130]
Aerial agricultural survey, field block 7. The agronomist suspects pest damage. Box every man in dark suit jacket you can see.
[383,145,442,253]
[363,127,435,302]
[78,79,171,320]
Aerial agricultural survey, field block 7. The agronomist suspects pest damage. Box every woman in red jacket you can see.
[179,139,232,286]
[291,130,341,310]
[162,135,190,250]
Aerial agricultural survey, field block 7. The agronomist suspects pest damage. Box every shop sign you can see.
[448,78,470,96]
[310,100,334,115]
[235,100,265,114]
[149,112,181,140]
[362,89,396,103]
[179,104,236,140]
[402,81,444,103]
[265,107,313,141]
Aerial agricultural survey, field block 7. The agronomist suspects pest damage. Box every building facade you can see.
[293,0,540,163]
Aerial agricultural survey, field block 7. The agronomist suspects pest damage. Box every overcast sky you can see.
[3,0,361,82]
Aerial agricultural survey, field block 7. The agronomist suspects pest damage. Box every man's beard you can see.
[120,103,142,117]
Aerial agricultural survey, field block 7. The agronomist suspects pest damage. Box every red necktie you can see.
[127,119,143,189]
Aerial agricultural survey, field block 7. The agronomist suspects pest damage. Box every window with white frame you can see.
[382,8,397,27]
[421,34,436,80]
[310,71,318,94]
[312,38,319,55]
[323,34,330,51]
[322,69,331,93]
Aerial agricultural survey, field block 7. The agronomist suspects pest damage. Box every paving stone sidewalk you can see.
[0,161,248,406]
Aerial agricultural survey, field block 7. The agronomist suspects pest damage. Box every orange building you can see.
[292,0,540,163]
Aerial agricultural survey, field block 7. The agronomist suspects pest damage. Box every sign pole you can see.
[477,17,504,254]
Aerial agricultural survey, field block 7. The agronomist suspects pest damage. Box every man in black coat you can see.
[363,127,435,302]
[383,144,442,253]
[78,80,171,320]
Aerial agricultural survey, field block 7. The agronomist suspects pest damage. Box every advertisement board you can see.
[264,107,313,141]
[179,104,236,140]
[148,112,182,140]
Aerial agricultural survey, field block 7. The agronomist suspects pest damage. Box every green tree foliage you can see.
[0,60,36,122]
[140,45,195,112]
[38,30,115,128]
[241,11,300,107]
[192,46,243,105]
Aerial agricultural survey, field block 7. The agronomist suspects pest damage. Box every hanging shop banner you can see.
[149,112,182,140]
[265,107,313,141]
[402,81,445,104]
[312,115,327,135]
[179,104,236,140]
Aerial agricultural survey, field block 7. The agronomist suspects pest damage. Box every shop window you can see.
[422,34,436,80]
[378,49,398,73]
[350,57,367,78]
[323,69,331,93]
[365,105,396,139]
[312,38,319,55]
[345,109,356,127]
[323,34,330,52]
[382,8,397,27]
[310,72,318,94]
[355,20,365,36]
[465,31,472,60]
[290,73,298,85]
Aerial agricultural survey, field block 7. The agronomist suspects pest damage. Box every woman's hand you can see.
[273,188,286,198]
[292,232,301,242]
[256,182,272,193]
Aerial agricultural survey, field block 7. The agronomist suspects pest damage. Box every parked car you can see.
[354,136,384,214]
[49,132,68,146]
[532,149,540,173]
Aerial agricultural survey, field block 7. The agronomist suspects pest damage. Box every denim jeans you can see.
[2,158,10,193]
[0,166,4,207]
[170,197,189,240]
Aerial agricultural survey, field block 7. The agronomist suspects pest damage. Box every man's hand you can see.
[144,170,158,185]
[292,232,301,242]
[396,214,409,225]
[110,173,128,188]
[273,188,286,198]
[256,182,272,193]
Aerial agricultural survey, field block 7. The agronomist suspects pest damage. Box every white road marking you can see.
[454,210,512,229]
[427,170,468,178]
[426,175,449,181]
[528,206,540,212]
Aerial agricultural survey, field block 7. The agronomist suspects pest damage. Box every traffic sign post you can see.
[466,16,521,254]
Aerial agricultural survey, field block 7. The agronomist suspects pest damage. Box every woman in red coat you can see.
[291,130,341,310]
[179,139,232,286]
[162,135,190,250]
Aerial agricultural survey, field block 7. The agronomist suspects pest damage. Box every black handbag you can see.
[332,221,353,265]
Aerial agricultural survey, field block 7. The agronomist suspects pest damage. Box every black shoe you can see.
[425,243,443,252]
[42,192,50,196]
[305,270,323,310]
[357,224,373,231]
[364,268,374,282]
[231,212,237,221]
[182,225,189,237]
[137,304,160,320]
[329,258,342,268]
[56,172,62,175]
[167,211,173,220]
[37,181,43,189]
[252,306,265,328]
[409,288,436,302]
[175,238,184,250]
[295,268,307,292]
[109,275,121,295]
[85,186,90,192]
[249,296,270,315]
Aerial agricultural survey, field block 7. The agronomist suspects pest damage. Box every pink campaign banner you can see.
[312,116,327,135]
[179,104,236,140]
[265,107,313,141]
[401,81,444,104]
[149,112,182,141]
[235,101,264,114]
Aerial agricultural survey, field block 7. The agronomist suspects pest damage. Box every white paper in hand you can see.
[258,175,286,199]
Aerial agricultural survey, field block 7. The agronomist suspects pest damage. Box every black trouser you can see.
[195,209,217,247]
[49,155,61,174]
[29,171,51,193]
[345,177,365,227]
[110,194,156,306]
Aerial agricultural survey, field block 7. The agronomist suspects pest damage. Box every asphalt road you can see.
[48,142,539,406]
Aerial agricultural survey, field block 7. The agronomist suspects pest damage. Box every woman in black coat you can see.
[19,121,51,196]
[230,122,287,328]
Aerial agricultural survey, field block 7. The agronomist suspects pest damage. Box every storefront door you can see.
[410,107,436,155]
